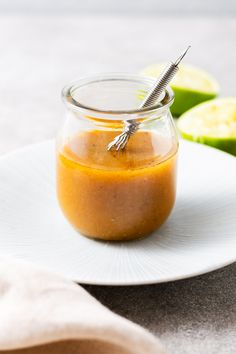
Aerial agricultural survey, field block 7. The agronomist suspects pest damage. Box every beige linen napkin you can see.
[0,258,165,354]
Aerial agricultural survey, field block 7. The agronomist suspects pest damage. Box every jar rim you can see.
[62,73,174,117]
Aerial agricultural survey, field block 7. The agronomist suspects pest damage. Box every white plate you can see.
[0,140,235,285]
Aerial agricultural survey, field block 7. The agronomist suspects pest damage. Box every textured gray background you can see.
[0,0,235,15]
[0,9,235,354]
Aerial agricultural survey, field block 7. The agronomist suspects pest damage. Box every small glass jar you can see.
[56,74,178,241]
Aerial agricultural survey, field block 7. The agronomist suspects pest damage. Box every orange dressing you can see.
[57,130,177,241]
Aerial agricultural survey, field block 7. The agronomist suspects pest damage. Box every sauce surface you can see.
[57,130,177,241]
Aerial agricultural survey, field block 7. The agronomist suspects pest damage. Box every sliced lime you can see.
[178,98,236,156]
[141,63,219,116]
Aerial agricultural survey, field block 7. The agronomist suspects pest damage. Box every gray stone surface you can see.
[85,265,236,354]
[0,15,235,353]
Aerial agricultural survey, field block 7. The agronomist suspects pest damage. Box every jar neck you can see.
[62,74,174,126]
[65,105,172,130]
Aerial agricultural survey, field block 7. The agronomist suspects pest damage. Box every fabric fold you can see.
[0,258,166,354]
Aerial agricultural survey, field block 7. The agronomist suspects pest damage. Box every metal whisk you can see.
[107,46,191,151]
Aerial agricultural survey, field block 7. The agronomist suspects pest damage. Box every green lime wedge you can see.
[178,97,236,156]
[141,63,219,116]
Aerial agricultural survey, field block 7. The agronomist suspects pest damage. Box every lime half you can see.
[178,98,236,156]
[141,63,219,116]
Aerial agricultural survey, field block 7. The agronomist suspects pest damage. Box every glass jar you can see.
[56,74,178,241]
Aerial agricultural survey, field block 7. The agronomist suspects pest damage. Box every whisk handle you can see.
[140,63,178,109]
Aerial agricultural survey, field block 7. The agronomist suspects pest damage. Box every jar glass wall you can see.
[56,74,178,241]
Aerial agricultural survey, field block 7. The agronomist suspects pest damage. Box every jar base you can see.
[74,226,162,242]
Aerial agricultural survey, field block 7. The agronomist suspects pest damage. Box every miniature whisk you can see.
[107,45,191,151]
